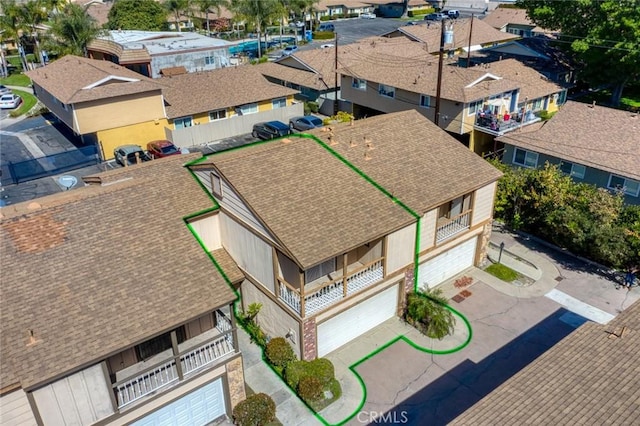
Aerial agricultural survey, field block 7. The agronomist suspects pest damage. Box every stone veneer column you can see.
[302,318,317,361]
[226,357,246,408]
[477,220,493,266]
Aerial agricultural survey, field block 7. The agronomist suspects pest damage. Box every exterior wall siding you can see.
[189,214,222,252]
[96,119,169,160]
[220,213,275,291]
[385,223,417,275]
[419,209,437,252]
[472,182,497,226]
[0,389,38,426]
[74,91,165,134]
[32,84,75,131]
[32,364,115,426]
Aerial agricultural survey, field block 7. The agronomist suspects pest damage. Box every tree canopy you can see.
[106,0,168,31]
[516,0,640,107]
[44,2,103,57]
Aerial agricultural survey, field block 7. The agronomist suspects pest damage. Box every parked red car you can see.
[147,140,181,158]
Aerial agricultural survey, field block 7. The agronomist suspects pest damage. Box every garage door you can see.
[131,378,225,426]
[317,285,398,357]
[419,237,477,289]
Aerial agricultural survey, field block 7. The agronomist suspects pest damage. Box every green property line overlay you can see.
[182,135,473,425]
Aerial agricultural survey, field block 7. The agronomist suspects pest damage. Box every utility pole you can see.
[434,20,446,127]
[334,34,339,115]
[466,14,474,68]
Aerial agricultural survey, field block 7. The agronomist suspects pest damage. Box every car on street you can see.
[289,115,324,131]
[317,23,335,32]
[0,93,21,109]
[252,121,292,140]
[114,144,151,166]
[360,12,376,19]
[321,43,335,49]
[289,20,304,28]
[0,85,11,96]
[424,13,447,21]
[147,140,181,158]
[282,45,299,56]
[445,10,460,19]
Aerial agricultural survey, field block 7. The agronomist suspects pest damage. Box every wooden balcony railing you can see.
[436,210,471,243]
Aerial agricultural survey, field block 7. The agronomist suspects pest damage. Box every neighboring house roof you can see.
[0,154,235,390]
[497,101,640,181]
[314,0,372,11]
[73,0,113,27]
[25,55,162,104]
[161,66,298,119]
[257,62,332,92]
[340,56,556,103]
[382,18,520,53]
[194,110,501,269]
[481,7,547,33]
[452,299,640,425]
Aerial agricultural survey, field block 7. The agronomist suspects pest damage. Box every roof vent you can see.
[589,100,596,108]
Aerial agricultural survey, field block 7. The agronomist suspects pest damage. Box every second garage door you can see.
[317,285,398,357]
[419,237,477,289]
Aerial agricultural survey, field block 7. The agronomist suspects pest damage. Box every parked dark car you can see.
[425,13,447,21]
[147,140,181,158]
[114,144,151,166]
[289,115,324,131]
[252,121,292,140]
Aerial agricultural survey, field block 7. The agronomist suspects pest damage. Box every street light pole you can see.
[434,19,446,127]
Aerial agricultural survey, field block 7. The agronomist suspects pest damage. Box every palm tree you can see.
[164,0,191,32]
[0,0,28,71]
[17,0,48,65]
[45,3,102,57]
[405,289,455,339]
[229,0,279,58]
[194,0,228,35]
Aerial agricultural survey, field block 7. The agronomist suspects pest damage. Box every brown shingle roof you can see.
[25,55,161,104]
[481,8,547,33]
[0,154,235,390]
[194,110,500,268]
[161,66,299,119]
[497,101,640,180]
[386,18,520,53]
[257,62,331,92]
[452,299,640,425]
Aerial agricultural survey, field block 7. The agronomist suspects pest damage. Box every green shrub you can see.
[485,262,519,282]
[408,7,434,17]
[304,101,319,115]
[232,393,276,426]
[320,15,330,21]
[265,337,297,368]
[284,360,307,389]
[539,110,556,121]
[405,290,455,339]
[312,31,334,40]
[306,358,334,386]
[298,376,323,402]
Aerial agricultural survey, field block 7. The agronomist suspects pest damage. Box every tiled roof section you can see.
[473,58,562,100]
[452,300,640,425]
[315,0,371,11]
[197,137,415,269]
[481,7,547,33]
[87,38,152,64]
[211,248,244,284]
[388,18,519,53]
[306,110,502,213]
[497,101,640,180]
[257,62,331,91]
[339,55,522,103]
[25,55,161,104]
[0,154,235,389]
[161,66,299,118]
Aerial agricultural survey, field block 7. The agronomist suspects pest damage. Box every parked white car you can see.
[360,12,376,19]
[0,94,21,109]
[0,85,11,96]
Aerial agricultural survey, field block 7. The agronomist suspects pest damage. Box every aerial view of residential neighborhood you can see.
[1,0,639,424]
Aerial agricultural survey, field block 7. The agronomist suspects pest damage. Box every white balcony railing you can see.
[278,258,384,317]
[181,333,234,376]
[436,211,471,243]
[114,360,179,408]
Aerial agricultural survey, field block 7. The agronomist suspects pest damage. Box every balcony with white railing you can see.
[436,210,471,243]
[277,257,384,317]
[112,310,235,409]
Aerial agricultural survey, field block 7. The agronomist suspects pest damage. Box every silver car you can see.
[289,115,324,131]
[113,144,151,166]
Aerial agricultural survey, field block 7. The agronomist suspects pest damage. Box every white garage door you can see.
[317,285,398,357]
[419,237,477,289]
[131,378,225,426]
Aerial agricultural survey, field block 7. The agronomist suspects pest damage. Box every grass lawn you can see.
[0,73,31,87]
[8,89,38,118]
[485,262,519,282]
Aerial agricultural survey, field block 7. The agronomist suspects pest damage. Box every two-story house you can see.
[497,101,640,205]
[339,56,565,154]
[0,154,245,425]
[482,7,550,38]
[187,110,502,359]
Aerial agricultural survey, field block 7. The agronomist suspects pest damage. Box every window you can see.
[174,116,193,129]
[378,84,395,98]
[608,175,640,197]
[560,161,585,179]
[532,98,543,111]
[209,109,226,121]
[205,56,216,65]
[272,97,286,109]
[305,257,336,284]
[238,103,258,115]
[420,95,430,108]
[210,173,222,198]
[468,100,482,115]
[352,78,366,90]
[135,327,185,361]
[513,148,538,168]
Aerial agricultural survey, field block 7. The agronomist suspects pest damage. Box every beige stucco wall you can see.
[385,223,417,274]
[32,83,75,131]
[419,209,437,252]
[472,181,497,226]
[189,214,222,252]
